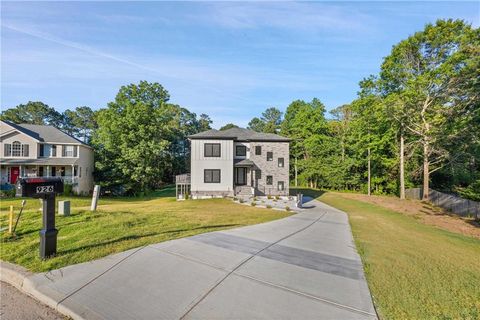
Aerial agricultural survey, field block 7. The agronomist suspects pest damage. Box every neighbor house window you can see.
[204,169,221,183]
[60,167,65,177]
[22,144,29,157]
[12,141,21,157]
[51,145,57,157]
[4,144,11,157]
[204,143,221,157]
[256,169,261,179]
[266,175,273,185]
[63,145,74,157]
[39,166,44,177]
[255,146,262,155]
[278,181,285,191]
[236,145,246,157]
[74,166,78,177]
[278,158,284,167]
[39,145,45,157]
[51,167,56,177]
[267,152,273,161]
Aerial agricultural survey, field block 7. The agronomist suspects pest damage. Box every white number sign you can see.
[36,185,54,193]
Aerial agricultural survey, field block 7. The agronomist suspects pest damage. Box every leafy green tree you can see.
[379,19,479,199]
[247,117,265,132]
[1,101,63,127]
[197,113,212,132]
[93,81,197,194]
[248,107,283,133]
[63,106,97,143]
[219,123,238,131]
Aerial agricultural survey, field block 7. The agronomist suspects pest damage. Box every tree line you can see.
[2,19,478,199]
[245,19,479,200]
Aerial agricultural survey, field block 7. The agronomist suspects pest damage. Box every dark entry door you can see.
[235,167,247,185]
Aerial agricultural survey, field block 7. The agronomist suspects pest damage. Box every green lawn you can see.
[317,192,480,320]
[0,187,290,272]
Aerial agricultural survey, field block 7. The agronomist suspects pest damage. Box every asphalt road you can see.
[0,281,65,320]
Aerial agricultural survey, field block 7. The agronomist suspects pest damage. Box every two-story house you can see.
[179,127,290,199]
[0,120,94,195]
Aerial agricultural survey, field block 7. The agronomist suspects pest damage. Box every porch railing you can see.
[176,173,191,184]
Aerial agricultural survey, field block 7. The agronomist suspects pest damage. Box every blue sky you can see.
[1,1,479,128]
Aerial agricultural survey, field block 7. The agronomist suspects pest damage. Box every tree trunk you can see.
[367,147,371,196]
[422,141,430,200]
[399,133,405,200]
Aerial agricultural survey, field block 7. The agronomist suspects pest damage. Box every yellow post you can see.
[8,205,14,234]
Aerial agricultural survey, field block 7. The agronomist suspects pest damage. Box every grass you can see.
[317,192,480,320]
[0,187,290,272]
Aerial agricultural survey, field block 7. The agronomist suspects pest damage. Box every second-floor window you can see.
[51,145,57,157]
[255,146,262,155]
[236,145,246,157]
[39,145,45,157]
[5,141,29,157]
[266,175,273,185]
[267,152,273,161]
[278,158,284,167]
[204,143,221,157]
[62,145,78,157]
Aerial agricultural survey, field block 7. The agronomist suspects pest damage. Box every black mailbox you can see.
[16,177,64,198]
[16,177,64,259]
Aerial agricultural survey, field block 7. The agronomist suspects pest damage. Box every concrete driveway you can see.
[24,198,377,320]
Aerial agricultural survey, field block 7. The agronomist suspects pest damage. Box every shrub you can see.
[285,206,290,211]
[251,202,256,206]
[239,198,245,203]
[275,195,280,200]
[0,188,16,198]
[233,197,238,201]
[267,195,272,200]
[266,205,272,209]
[63,184,73,196]
[184,192,189,200]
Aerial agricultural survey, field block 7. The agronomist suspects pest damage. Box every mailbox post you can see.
[16,177,64,259]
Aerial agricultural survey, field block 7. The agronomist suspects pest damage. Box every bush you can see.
[267,195,272,200]
[239,198,244,203]
[455,181,480,201]
[266,205,272,209]
[62,184,73,196]
[285,206,290,211]
[275,195,280,200]
[0,188,16,198]
[251,202,256,206]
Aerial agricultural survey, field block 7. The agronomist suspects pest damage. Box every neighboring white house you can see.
[176,127,290,199]
[0,120,94,195]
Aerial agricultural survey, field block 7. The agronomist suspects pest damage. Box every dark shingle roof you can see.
[188,127,290,142]
[3,121,87,145]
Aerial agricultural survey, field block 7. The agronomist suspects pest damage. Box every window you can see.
[255,146,262,155]
[60,167,65,177]
[39,166,44,177]
[278,158,284,167]
[236,145,246,157]
[39,145,45,157]
[63,145,74,157]
[79,167,82,178]
[204,169,221,183]
[74,166,78,177]
[256,169,261,179]
[51,167,56,177]
[22,144,29,157]
[74,146,78,157]
[204,143,221,157]
[267,152,273,161]
[278,181,285,191]
[4,144,11,157]
[12,141,21,157]
[51,145,57,157]
[266,175,273,185]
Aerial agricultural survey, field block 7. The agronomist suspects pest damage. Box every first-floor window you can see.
[60,166,66,177]
[267,152,273,161]
[256,169,261,179]
[278,181,285,191]
[266,175,273,185]
[204,169,221,183]
[39,166,44,177]
[51,166,56,177]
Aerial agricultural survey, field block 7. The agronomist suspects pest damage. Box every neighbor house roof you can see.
[2,120,88,146]
[1,158,79,165]
[188,127,290,142]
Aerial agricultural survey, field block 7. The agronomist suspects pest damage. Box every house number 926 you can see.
[36,185,54,193]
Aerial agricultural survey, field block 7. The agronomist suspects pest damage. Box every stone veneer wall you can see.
[249,141,289,196]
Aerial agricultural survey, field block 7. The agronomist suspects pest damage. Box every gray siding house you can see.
[0,120,94,195]
[178,127,290,199]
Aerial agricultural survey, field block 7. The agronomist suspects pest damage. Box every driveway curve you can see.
[23,198,377,320]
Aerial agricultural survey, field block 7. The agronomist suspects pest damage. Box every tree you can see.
[63,106,97,143]
[93,81,193,194]
[1,101,63,127]
[379,19,479,200]
[219,123,238,131]
[248,107,283,133]
[197,114,212,132]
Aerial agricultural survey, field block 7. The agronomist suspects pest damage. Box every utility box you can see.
[58,200,70,216]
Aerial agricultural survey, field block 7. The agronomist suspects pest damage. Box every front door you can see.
[235,167,247,185]
[10,167,20,184]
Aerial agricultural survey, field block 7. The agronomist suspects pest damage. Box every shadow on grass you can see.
[58,223,241,256]
[290,188,325,199]
[465,219,480,228]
